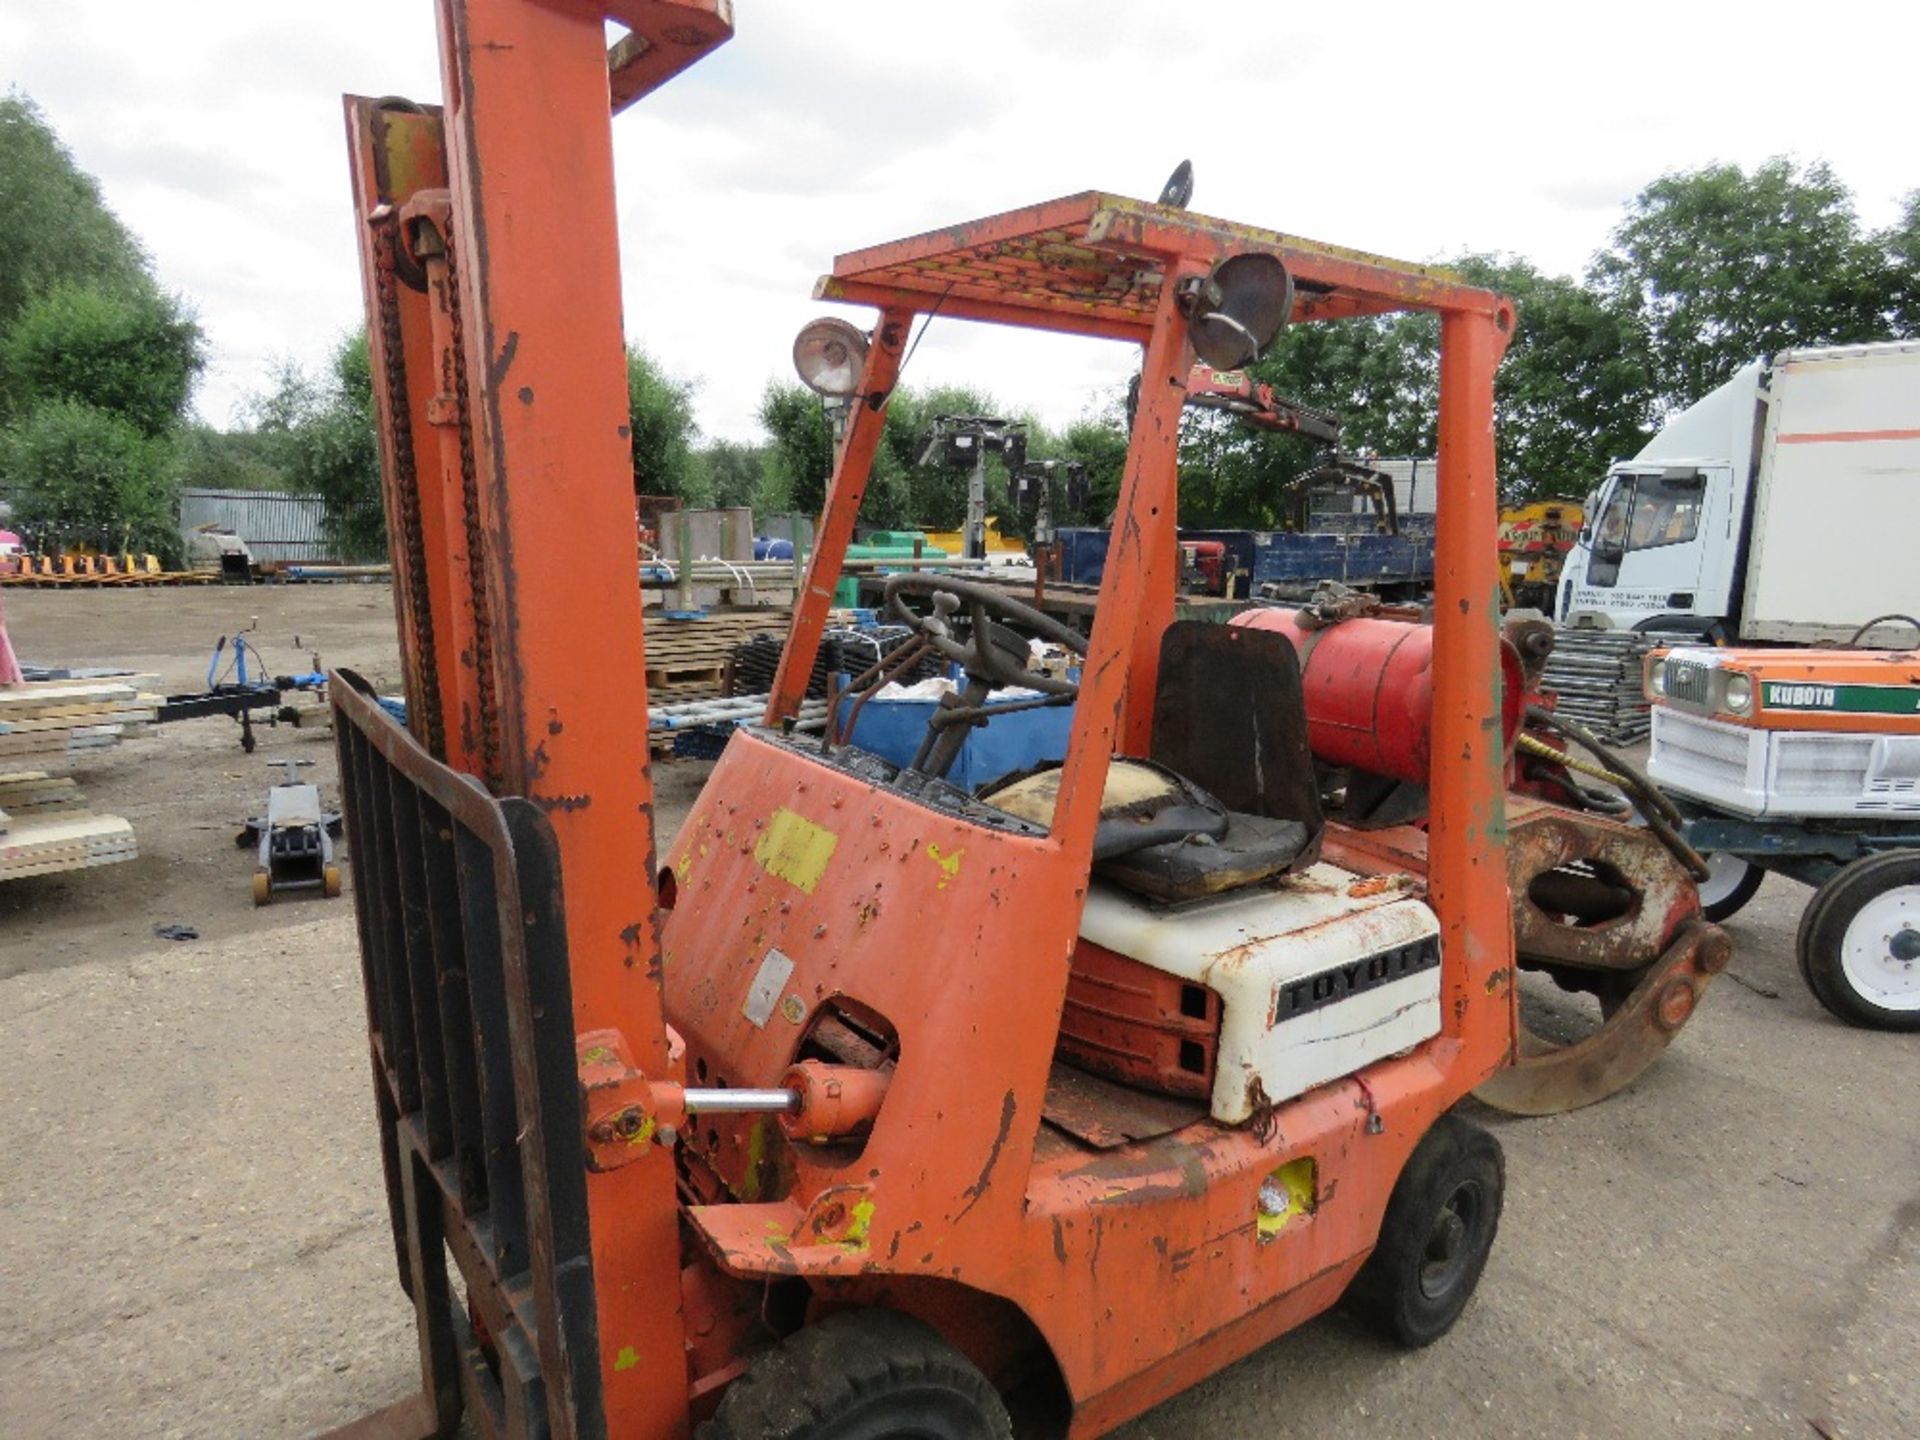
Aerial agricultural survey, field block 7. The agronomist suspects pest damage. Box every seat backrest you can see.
[1150,620,1324,840]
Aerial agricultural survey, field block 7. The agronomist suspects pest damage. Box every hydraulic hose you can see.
[1524,705,1710,883]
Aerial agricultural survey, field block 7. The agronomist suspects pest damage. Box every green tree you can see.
[758,380,837,519]
[0,399,180,559]
[0,96,151,331]
[1882,190,1920,336]
[690,438,768,509]
[1057,412,1129,523]
[626,346,703,502]
[1455,255,1657,496]
[1,280,204,434]
[252,332,386,559]
[176,422,291,491]
[1592,158,1896,409]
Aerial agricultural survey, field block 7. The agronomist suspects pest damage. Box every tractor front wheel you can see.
[700,1309,1011,1440]
[1696,853,1765,923]
[1797,852,1920,1031]
[1347,1112,1504,1348]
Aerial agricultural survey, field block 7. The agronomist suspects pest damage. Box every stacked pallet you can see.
[641,611,791,702]
[0,678,160,768]
[1541,629,1657,744]
[0,771,137,882]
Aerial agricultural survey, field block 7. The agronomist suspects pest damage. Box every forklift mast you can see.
[333,3,734,1436]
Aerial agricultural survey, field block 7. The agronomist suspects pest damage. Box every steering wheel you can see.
[883,573,1086,699]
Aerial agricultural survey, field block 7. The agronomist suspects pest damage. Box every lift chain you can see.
[440,229,506,792]
[371,216,447,759]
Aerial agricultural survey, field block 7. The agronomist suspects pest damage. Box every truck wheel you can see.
[1696,853,1764,922]
[1796,853,1920,1031]
[700,1310,1012,1440]
[1347,1112,1504,1348]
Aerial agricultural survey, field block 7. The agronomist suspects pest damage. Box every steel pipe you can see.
[680,1086,800,1115]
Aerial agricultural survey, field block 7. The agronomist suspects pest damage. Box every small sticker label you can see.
[743,948,795,1028]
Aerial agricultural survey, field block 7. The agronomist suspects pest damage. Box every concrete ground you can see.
[1,585,1915,1439]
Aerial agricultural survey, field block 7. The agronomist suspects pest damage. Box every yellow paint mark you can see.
[613,1346,639,1372]
[579,1044,617,1066]
[839,1197,877,1252]
[926,842,964,890]
[626,1113,656,1147]
[676,849,694,880]
[754,808,839,894]
[741,1120,768,1202]
[1256,1157,1317,1242]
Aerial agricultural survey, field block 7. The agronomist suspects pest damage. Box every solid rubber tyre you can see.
[1796,852,1920,1031]
[322,864,343,899]
[1696,853,1765,923]
[251,870,272,907]
[699,1309,1012,1440]
[1348,1112,1505,1348]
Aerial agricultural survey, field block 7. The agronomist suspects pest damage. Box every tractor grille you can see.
[1774,734,1875,800]
[1648,708,1761,813]
[1663,657,1712,709]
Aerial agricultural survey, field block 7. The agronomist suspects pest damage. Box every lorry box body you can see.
[1557,341,1920,646]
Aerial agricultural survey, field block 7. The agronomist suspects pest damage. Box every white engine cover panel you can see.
[1079,863,1442,1124]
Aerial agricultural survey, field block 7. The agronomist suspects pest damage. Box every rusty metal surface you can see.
[1040,1059,1209,1151]
[1507,802,1702,972]
[1473,916,1731,1116]
[1469,799,1731,1114]
[818,193,1506,339]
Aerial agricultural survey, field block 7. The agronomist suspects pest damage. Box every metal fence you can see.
[178,488,337,564]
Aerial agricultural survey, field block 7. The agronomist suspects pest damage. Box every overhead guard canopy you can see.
[813,191,1511,340]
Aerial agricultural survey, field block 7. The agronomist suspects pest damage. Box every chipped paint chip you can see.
[743,947,795,1028]
[754,807,838,893]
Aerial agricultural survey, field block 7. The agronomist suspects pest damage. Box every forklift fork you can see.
[325,674,604,1440]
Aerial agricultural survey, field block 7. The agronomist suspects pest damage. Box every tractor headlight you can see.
[1648,659,1668,700]
[1721,672,1752,716]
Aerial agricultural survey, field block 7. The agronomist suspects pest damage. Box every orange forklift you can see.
[327,3,1709,1436]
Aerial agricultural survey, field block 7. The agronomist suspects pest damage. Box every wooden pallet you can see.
[0,811,137,881]
[0,680,160,766]
[0,772,89,824]
[640,611,790,700]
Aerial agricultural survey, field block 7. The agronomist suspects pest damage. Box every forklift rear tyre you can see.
[251,871,271,907]
[1348,1112,1504,1348]
[1796,852,1920,1031]
[323,864,343,898]
[1697,853,1765,923]
[700,1309,1012,1440]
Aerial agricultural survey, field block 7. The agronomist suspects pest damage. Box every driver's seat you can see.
[985,621,1323,902]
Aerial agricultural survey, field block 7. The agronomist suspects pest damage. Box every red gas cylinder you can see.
[1230,607,1524,787]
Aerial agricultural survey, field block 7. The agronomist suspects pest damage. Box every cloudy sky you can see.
[6,1,1915,444]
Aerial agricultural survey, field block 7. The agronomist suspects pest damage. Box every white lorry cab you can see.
[1557,340,1920,647]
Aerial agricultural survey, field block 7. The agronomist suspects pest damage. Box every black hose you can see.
[1845,614,1920,647]
[1525,704,1710,882]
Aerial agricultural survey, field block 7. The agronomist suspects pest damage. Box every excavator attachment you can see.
[1473,801,1732,1115]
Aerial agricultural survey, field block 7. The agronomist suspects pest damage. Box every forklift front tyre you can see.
[700,1309,1012,1440]
[1347,1112,1504,1349]
[322,864,343,899]
[1796,851,1920,1031]
[1697,853,1765,923]
[251,870,272,907]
